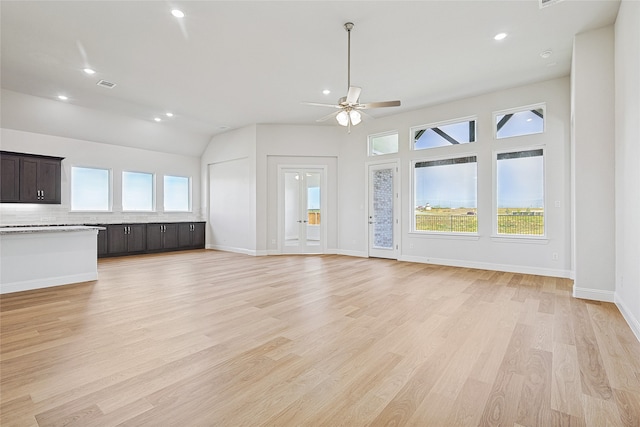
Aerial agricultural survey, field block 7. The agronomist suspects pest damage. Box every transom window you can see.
[368,131,399,156]
[412,117,476,151]
[495,104,545,139]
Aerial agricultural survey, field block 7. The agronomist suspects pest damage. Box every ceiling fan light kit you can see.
[302,21,401,132]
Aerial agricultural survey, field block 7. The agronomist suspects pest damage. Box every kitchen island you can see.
[0,225,103,294]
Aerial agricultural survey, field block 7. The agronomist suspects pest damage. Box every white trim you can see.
[615,294,640,343]
[572,286,615,303]
[399,254,572,278]
[337,249,368,258]
[207,244,257,256]
[0,272,98,295]
[368,129,399,157]
[410,115,477,151]
[493,102,546,140]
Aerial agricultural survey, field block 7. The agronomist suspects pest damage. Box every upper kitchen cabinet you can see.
[0,151,64,204]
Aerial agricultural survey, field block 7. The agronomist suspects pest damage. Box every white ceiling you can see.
[1,1,621,156]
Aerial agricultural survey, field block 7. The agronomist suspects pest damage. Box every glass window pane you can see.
[164,175,190,211]
[497,149,544,235]
[71,167,110,211]
[369,132,398,156]
[122,171,154,211]
[413,119,476,150]
[496,107,544,139]
[414,156,477,233]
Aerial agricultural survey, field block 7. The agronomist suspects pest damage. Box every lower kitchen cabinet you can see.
[178,222,206,249]
[147,223,179,252]
[107,224,146,255]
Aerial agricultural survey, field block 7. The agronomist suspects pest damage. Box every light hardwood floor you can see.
[1,250,639,426]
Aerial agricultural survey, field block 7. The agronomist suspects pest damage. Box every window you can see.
[122,171,154,211]
[413,156,477,233]
[368,131,398,156]
[496,149,544,236]
[495,104,545,139]
[412,117,476,151]
[70,166,110,211]
[164,175,190,212]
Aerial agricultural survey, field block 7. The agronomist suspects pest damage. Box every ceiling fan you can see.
[303,22,401,131]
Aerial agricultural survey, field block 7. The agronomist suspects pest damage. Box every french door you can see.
[368,161,398,259]
[280,168,325,254]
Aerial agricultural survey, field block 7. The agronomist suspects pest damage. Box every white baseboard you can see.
[572,286,615,303]
[615,293,640,342]
[337,249,368,258]
[398,254,572,278]
[0,272,97,294]
[206,244,258,256]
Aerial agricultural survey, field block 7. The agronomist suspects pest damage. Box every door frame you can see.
[365,159,400,259]
[277,164,328,254]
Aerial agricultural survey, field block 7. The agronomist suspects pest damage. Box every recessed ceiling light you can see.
[57,95,68,101]
[83,68,96,75]
[322,89,331,95]
[154,117,162,122]
[166,112,174,117]
[171,9,185,18]
[494,32,507,41]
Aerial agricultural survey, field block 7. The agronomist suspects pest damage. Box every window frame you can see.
[492,145,547,240]
[163,174,192,212]
[368,130,399,156]
[69,165,112,212]
[410,115,477,152]
[493,103,546,140]
[410,153,479,236]
[121,170,156,212]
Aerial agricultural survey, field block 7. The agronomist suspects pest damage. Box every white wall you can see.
[614,0,640,339]
[0,128,202,225]
[571,26,616,301]
[201,125,257,253]
[339,77,572,276]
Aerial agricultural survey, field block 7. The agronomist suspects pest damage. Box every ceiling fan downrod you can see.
[344,22,354,90]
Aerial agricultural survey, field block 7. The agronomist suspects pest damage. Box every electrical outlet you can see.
[554,200,561,208]
[271,239,276,245]
[552,252,559,260]
[409,243,414,249]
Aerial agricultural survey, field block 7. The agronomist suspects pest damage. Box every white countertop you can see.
[0,225,105,235]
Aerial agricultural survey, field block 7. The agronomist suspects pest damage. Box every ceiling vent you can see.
[539,0,563,8]
[96,79,116,89]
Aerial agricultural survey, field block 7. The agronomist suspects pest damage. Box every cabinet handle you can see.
[41,190,45,199]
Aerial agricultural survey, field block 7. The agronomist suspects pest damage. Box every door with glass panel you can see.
[368,162,398,259]
[280,168,324,254]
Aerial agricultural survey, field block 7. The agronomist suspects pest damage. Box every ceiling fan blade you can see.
[360,100,401,109]
[346,86,361,104]
[316,111,340,122]
[301,102,341,108]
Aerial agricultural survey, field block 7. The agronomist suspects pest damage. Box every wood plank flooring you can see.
[1,250,639,426]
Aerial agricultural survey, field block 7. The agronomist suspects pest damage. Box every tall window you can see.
[70,166,110,211]
[412,117,476,151]
[413,156,477,233]
[496,149,544,235]
[122,171,154,211]
[368,131,398,156]
[495,105,545,139]
[164,175,190,212]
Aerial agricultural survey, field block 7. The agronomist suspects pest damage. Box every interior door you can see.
[281,168,323,254]
[368,162,398,259]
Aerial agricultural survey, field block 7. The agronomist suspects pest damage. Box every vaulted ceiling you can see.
[0,1,621,156]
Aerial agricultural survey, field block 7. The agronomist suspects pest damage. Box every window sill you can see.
[490,235,548,244]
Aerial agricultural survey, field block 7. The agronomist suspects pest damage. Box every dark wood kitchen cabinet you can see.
[177,222,205,249]
[0,151,63,204]
[146,223,179,252]
[107,224,146,255]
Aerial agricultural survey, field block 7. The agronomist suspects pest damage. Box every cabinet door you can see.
[177,223,192,248]
[0,154,20,202]
[127,224,147,253]
[39,159,61,203]
[163,223,179,250]
[192,223,205,248]
[107,225,128,254]
[19,157,39,202]
[146,224,163,251]
[97,227,108,257]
